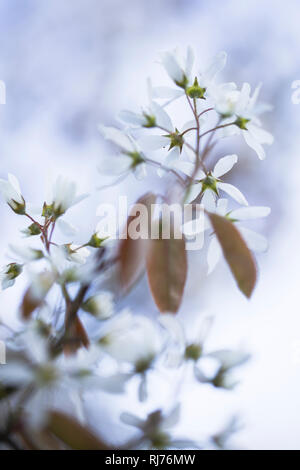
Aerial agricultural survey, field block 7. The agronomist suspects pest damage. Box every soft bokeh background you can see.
[0,0,299,449]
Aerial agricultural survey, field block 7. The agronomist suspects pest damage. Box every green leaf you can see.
[209,213,257,298]
[119,192,156,292]
[47,411,110,450]
[146,223,187,313]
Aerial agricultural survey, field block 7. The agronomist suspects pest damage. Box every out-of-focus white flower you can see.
[155,49,226,103]
[82,291,114,319]
[233,83,274,160]
[0,263,23,289]
[194,349,250,390]
[0,173,26,214]
[120,404,197,449]
[0,329,126,428]
[176,154,248,206]
[160,314,249,390]
[48,244,94,285]
[21,222,42,238]
[63,244,90,264]
[138,106,202,175]
[46,176,87,218]
[99,311,162,366]
[99,311,163,401]
[206,198,270,273]
[160,46,194,89]
[211,416,242,449]
[119,99,173,130]
[210,82,240,117]
[9,244,44,263]
[99,125,146,180]
[159,314,212,368]
[56,218,78,237]
[196,51,227,94]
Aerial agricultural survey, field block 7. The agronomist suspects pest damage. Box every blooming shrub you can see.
[0,47,272,450]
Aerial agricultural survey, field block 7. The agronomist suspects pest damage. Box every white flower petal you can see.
[161,51,183,83]
[159,314,186,347]
[209,349,250,369]
[151,102,173,130]
[207,236,222,274]
[204,51,227,82]
[236,82,251,114]
[92,373,131,394]
[119,110,146,126]
[151,86,183,100]
[134,163,147,180]
[99,125,133,153]
[247,123,274,145]
[216,198,228,216]
[213,154,238,178]
[139,135,169,151]
[201,190,216,211]
[120,412,144,429]
[56,219,78,237]
[162,404,181,429]
[243,130,266,160]
[217,182,248,206]
[98,154,132,175]
[0,362,33,385]
[8,173,22,199]
[238,226,268,252]
[185,183,202,204]
[230,206,271,220]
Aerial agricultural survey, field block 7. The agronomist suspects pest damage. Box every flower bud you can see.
[186,77,206,99]
[0,263,23,289]
[87,233,108,248]
[21,222,42,237]
[82,292,114,319]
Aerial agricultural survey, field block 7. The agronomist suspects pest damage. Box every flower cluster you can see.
[0,47,272,450]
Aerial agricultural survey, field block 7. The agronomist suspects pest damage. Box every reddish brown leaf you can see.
[146,224,187,313]
[21,288,41,320]
[47,411,110,450]
[209,212,257,298]
[21,273,54,319]
[64,317,90,356]
[119,192,156,292]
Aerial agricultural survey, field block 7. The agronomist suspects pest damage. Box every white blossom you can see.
[99,125,146,180]
[0,329,126,428]
[0,173,25,214]
[206,198,270,273]
[48,176,87,218]
[0,263,23,289]
[99,310,162,366]
[82,291,114,319]
[197,51,227,93]
[120,404,197,449]
[176,154,248,206]
[160,46,194,88]
[9,244,44,263]
[234,83,274,160]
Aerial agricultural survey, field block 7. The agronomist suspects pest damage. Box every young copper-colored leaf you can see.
[48,411,110,450]
[21,273,54,319]
[209,213,257,298]
[146,226,187,313]
[21,288,43,320]
[64,317,90,356]
[119,192,156,292]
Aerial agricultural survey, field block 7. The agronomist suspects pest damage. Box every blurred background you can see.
[0,0,299,449]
